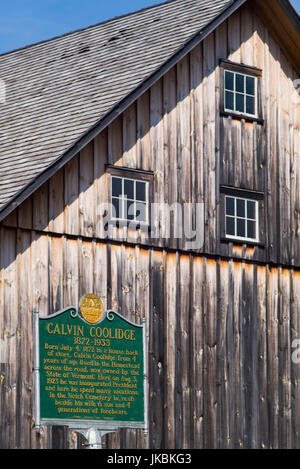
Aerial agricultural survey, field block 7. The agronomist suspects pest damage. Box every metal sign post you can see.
[33,295,148,449]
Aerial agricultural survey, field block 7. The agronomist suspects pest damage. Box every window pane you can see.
[125,201,135,220]
[124,179,134,199]
[246,96,255,115]
[246,76,255,95]
[226,216,235,236]
[237,218,246,237]
[225,71,234,90]
[112,197,121,219]
[135,202,147,222]
[226,197,235,216]
[136,181,146,201]
[225,91,234,111]
[237,199,245,217]
[247,200,256,219]
[235,73,245,93]
[236,93,244,113]
[247,220,256,239]
[112,177,122,197]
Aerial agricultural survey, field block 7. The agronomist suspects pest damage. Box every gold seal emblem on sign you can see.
[79,294,104,324]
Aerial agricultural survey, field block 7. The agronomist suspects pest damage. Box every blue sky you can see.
[0,0,299,55]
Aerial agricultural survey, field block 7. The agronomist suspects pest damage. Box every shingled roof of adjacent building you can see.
[0,0,299,220]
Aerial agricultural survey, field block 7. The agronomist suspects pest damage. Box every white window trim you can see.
[111,175,149,225]
[225,195,259,243]
[224,69,258,118]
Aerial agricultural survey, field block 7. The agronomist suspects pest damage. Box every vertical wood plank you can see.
[164,253,177,448]
[33,182,49,232]
[278,268,292,448]
[203,258,217,448]
[16,229,32,449]
[190,43,204,254]
[94,129,108,239]
[64,154,79,236]
[79,142,95,237]
[232,260,242,448]
[267,267,279,448]
[135,247,150,449]
[123,103,137,168]
[163,68,178,250]
[216,260,230,448]
[18,196,33,230]
[150,79,164,244]
[121,246,137,448]
[49,236,63,313]
[177,56,191,251]
[48,170,64,233]
[63,237,79,309]
[177,255,191,448]
[31,231,50,448]
[0,228,17,448]
[137,91,150,171]
[227,10,241,63]
[191,256,204,448]
[256,265,269,448]
[203,35,216,254]
[108,116,123,166]
[291,271,300,448]
[149,249,165,448]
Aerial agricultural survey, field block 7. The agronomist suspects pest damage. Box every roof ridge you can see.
[0,0,179,58]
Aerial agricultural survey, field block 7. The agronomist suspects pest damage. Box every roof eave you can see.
[254,0,300,75]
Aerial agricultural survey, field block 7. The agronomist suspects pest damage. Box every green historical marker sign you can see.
[33,295,147,438]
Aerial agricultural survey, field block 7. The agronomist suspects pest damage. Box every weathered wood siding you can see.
[1,230,300,448]
[0,3,300,449]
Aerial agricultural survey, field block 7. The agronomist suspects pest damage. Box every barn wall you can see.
[1,227,300,448]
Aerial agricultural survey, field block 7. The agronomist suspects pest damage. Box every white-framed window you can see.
[224,69,257,117]
[111,175,149,224]
[225,195,259,242]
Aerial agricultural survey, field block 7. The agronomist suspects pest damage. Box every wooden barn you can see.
[0,0,300,449]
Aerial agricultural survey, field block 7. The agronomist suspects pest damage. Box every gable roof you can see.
[0,0,299,222]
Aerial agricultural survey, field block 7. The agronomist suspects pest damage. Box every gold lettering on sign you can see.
[47,323,84,336]
[89,327,135,341]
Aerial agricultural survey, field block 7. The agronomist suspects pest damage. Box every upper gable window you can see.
[106,165,154,228]
[111,175,149,224]
[220,60,263,124]
[224,70,257,117]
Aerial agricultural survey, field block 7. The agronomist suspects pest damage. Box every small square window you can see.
[111,175,149,224]
[224,69,257,117]
[225,195,259,242]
